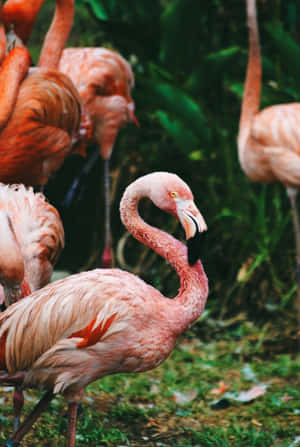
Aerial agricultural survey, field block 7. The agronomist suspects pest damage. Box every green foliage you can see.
[1,327,299,445]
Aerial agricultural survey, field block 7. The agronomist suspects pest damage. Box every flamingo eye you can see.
[170,191,177,198]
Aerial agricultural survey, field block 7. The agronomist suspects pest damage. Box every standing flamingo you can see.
[59,48,138,268]
[0,172,208,447]
[0,0,87,187]
[0,183,64,431]
[238,0,300,328]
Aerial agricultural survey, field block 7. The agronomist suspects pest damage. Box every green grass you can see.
[0,323,299,446]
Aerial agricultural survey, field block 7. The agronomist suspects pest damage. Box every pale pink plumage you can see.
[0,183,64,306]
[0,172,208,446]
[238,0,300,187]
[59,47,136,159]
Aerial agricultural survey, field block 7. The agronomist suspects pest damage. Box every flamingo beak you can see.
[176,200,207,265]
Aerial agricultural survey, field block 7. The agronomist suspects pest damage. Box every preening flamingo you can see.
[59,47,138,268]
[0,183,64,431]
[0,183,64,307]
[0,172,208,447]
[239,0,300,328]
[0,0,87,187]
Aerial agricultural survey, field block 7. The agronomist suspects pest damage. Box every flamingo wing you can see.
[252,104,300,155]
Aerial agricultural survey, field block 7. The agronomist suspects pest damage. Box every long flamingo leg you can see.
[12,386,24,432]
[101,158,113,268]
[67,402,78,447]
[2,391,53,447]
[287,187,300,332]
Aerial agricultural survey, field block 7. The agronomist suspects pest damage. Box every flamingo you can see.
[0,183,64,307]
[0,172,209,447]
[0,182,64,431]
[59,48,138,268]
[238,0,300,328]
[0,0,87,187]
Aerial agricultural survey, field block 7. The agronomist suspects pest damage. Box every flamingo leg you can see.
[13,386,24,432]
[3,391,53,447]
[67,402,78,447]
[101,158,113,268]
[287,187,300,332]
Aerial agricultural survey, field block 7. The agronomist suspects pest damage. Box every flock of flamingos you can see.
[0,0,299,445]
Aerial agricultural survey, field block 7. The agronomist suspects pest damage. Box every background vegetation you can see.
[1,1,299,446]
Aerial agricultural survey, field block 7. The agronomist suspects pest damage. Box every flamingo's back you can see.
[0,69,82,186]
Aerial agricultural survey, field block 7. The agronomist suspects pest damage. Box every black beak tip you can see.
[187,231,202,266]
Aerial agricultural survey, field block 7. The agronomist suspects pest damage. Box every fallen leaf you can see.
[280,394,293,402]
[210,381,230,396]
[225,384,267,402]
[172,389,198,405]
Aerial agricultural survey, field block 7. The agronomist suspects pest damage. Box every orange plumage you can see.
[0,0,83,187]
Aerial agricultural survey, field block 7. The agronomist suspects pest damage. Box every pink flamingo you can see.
[59,47,138,268]
[0,182,64,431]
[0,172,208,447]
[0,183,64,307]
[239,0,300,328]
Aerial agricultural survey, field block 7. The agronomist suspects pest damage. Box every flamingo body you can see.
[0,68,82,186]
[238,0,300,188]
[239,103,300,186]
[59,47,136,160]
[0,0,83,187]
[1,268,182,398]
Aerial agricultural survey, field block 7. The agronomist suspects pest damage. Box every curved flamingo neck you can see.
[238,0,261,148]
[0,47,31,132]
[120,180,208,333]
[38,0,74,69]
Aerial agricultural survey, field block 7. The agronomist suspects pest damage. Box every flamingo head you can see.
[147,172,207,265]
[91,95,137,159]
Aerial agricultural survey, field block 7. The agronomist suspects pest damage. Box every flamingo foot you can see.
[101,244,113,268]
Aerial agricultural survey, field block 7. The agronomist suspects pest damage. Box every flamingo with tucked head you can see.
[0,172,208,447]
[0,183,64,307]
[59,47,138,268]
